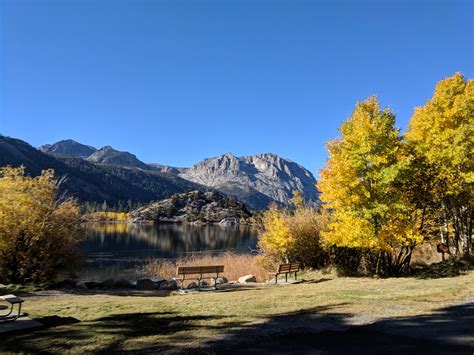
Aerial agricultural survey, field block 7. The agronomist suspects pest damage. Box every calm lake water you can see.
[78,223,258,281]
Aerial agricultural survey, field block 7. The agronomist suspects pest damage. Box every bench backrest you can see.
[177,265,224,276]
[277,262,300,273]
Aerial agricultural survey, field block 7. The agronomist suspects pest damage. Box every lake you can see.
[78,223,258,281]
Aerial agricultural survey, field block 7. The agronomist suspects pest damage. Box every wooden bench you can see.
[175,265,224,290]
[0,294,24,322]
[270,262,300,284]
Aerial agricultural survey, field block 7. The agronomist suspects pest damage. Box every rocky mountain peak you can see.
[38,139,97,158]
[87,145,150,170]
[179,152,318,209]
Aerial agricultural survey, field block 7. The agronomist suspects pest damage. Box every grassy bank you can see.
[1,270,473,353]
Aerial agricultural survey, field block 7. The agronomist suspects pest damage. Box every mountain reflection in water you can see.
[78,223,258,281]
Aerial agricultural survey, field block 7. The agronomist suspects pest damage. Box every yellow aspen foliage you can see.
[405,73,473,254]
[0,167,84,284]
[318,96,424,274]
[84,211,130,222]
[258,205,293,261]
[258,201,328,267]
[406,73,473,194]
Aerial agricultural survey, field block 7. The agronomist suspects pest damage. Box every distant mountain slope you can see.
[178,152,318,209]
[87,146,150,170]
[0,136,203,204]
[148,163,186,175]
[39,139,97,158]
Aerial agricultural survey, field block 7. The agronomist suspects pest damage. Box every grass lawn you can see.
[1,271,473,354]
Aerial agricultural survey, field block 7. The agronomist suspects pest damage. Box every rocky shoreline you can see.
[53,274,259,292]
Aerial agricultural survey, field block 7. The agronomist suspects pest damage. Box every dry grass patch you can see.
[139,252,272,282]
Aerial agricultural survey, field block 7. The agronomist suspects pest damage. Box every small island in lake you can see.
[129,190,253,225]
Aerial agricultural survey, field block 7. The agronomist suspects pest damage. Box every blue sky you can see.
[1,0,473,175]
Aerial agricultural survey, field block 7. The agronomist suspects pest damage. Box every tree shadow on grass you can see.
[45,283,263,297]
[1,301,473,354]
[0,310,245,354]
[409,256,474,279]
[205,302,474,354]
[300,277,332,284]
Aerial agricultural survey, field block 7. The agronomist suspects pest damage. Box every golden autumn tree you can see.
[258,196,328,267]
[318,96,425,275]
[405,73,473,255]
[0,167,84,284]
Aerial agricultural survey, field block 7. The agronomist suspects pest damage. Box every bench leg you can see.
[275,274,278,284]
[0,303,14,318]
[295,272,297,281]
[14,303,22,320]
[0,303,21,323]
[285,273,288,283]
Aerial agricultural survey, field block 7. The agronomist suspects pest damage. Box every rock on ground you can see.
[136,279,157,290]
[85,281,103,289]
[238,275,257,283]
[187,282,198,289]
[216,277,228,284]
[159,280,178,290]
[103,278,116,288]
[114,279,132,289]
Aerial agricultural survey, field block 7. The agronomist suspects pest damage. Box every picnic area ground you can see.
[0,268,473,354]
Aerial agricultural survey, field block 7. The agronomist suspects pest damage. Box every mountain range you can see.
[2,137,319,209]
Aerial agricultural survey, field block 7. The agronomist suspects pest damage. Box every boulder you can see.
[154,280,166,288]
[103,278,116,288]
[219,218,238,226]
[76,282,88,290]
[85,281,103,289]
[136,279,157,290]
[56,279,77,289]
[159,279,178,291]
[114,279,132,289]
[215,277,228,284]
[238,275,257,283]
[187,282,198,289]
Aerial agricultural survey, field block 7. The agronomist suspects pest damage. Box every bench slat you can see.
[177,265,224,276]
[0,294,24,304]
[277,263,300,273]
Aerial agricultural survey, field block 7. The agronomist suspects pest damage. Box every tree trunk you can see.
[375,250,382,276]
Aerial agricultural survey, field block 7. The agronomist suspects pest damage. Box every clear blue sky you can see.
[1,0,473,175]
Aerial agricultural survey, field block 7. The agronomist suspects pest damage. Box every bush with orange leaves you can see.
[0,167,84,284]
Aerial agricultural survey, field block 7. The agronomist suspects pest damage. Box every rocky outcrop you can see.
[130,190,252,224]
[178,153,318,209]
[39,139,97,158]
